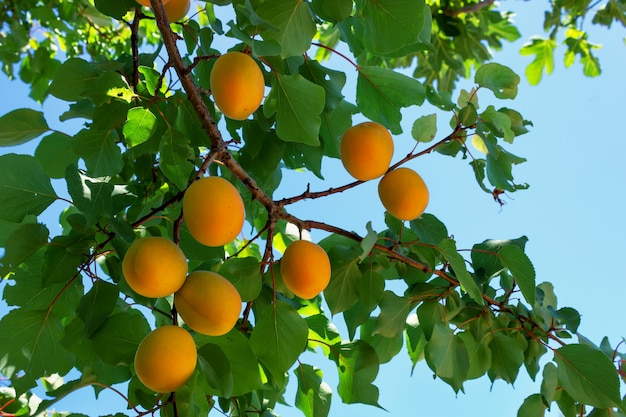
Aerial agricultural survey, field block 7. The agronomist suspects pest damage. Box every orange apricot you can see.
[182,176,245,247]
[280,240,331,299]
[135,0,170,6]
[340,121,394,181]
[163,0,190,21]
[122,236,188,298]
[378,167,429,221]
[174,271,242,336]
[134,325,197,393]
[210,52,265,120]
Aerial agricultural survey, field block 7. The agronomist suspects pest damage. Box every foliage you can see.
[0,1,625,417]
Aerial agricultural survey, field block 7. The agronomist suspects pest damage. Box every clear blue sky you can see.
[0,2,624,416]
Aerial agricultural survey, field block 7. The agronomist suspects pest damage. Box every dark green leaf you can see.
[254,0,316,57]
[438,238,484,305]
[0,108,49,146]
[42,234,90,286]
[294,364,332,417]
[197,343,234,398]
[323,247,362,314]
[330,341,382,408]
[72,128,123,177]
[475,63,520,99]
[94,0,135,19]
[554,344,623,409]
[517,394,546,417]
[361,318,403,364]
[416,301,442,340]
[219,257,263,302]
[35,132,79,179]
[90,311,151,366]
[48,58,98,101]
[311,0,353,22]
[424,323,469,389]
[357,66,425,134]
[499,244,535,305]
[373,291,412,338]
[250,301,308,378]
[77,281,119,337]
[489,332,526,384]
[0,154,58,222]
[410,213,449,245]
[264,74,325,146]
[481,105,514,143]
[159,128,194,191]
[0,223,48,274]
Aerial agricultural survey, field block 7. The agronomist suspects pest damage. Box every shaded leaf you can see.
[77,281,119,337]
[499,244,535,305]
[35,132,79,179]
[90,311,150,366]
[0,108,49,146]
[330,341,382,408]
[517,394,546,417]
[197,343,234,398]
[48,58,98,101]
[373,291,412,338]
[159,128,194,191]
[294,364,332,417]
[438,239,484,305]
[424,323,469,389]
[489,332,526,384]
[254,0,316,57]
[0,223,48,274]
[219,257,263,302]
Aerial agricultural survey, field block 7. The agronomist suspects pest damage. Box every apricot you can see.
[163,0,190,21]
[280,240,331,299]
[175,271,242,336]
[340,121,394,181]
[122,237,188,298]
[182,176,245,247]
[210,52,265,120]
[134,325,197,393]
[135,0,170,7]
[378,167,429,221]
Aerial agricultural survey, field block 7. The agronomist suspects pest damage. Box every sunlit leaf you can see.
[411,113,437,143]
[253,0,316,57]
[330,341,383,408]
[294,364,332,417]
[219,257,263,302]
[499,244,535,305]
[475,63,520,99]
[123,107,157,148]
[438,239,484,305]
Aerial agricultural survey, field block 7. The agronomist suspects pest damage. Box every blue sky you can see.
[0,2,624,416]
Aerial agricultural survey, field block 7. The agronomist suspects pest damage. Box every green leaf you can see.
[360,0,431,56]
[517,394,546,417]
[424,323,469,389]
[405,318,426,371]
[410,213,449,245]
[197,343,234,398]
[0,223,48,274]
[48,58,98,101]
[416,301,442,340]
[489,332,526,384]
[310,0,352,22]
[373,291,412,338]
[264,74,325,146]
[294,364,332,417]
[554,344,623,410]
[254,0,316,57]
[41,234,89,286]
[458,331,491,380]
[35,133,79,179]
[123,107,157,148]
[94,0,134,19]
[330,341,382,408]
[481,105,515,143]
[357,66,425,134]
[0,309,73,395]
[361,318,403,364]
[358,222,377,262]
[438,239,484,305]
[411,114,437,143]
[520,37,556,85]
[540,362,559,404]
[0,154,58,222]
[219,257,263,302]
[323,247,362,314]
[475,63,520,99]
[77,281,119,337]
[250,301,308,378]
[72,129,123,177]
[159,128,194,191]
[0,108,49,146]
[90,311,151,366]
[195,329,263,396]
[499,245,535,305]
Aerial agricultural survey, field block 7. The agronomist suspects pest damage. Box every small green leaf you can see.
[48,58,99,101]
[411,114,437,142]
[72,129,123,177]
[373,291,412,338]
[475,63,520,99]
[357,66,425,134]
[77,281,119,337]
[294,364,332,417]
[424,323,469,389]
[359,222,377,262]
[405,319,426,371]
[123,107,157,148]
[323,247,362,314]
[42,234,89,286]
[410,213,449,245]
[0,154,58,222]
[520,37,556,85]
[489,332,526,384]
[0,223,48,274]
[330,341,383,408]
[554,344,623,410]
[219,257,263,302]
[249,301,308,379]
[499,245,535,305]
[35,133,79,179]
[0,108,49,146]
[541,362,559,404]
[264,74,325,146]
[517,394,546,417]
[438,239,484,305]
[254,0,316,57]
[159,128,194,191]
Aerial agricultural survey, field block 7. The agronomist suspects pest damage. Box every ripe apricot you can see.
[210,52,264,120]
[378,167,429,221]
[122,236,188,298]
[340,121,394,181]
[163,0,190,21]
[175,271,242,336]
[182,176,245,247]
[134,325,197,393]
[135,0,170,6]
[280,240,331,299]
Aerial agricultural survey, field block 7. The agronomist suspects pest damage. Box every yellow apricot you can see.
[163,0,190,21]
[378,167,429,221]
[340,121,394,181]
[174,271,242,336]
[280,240,331,299]
[182,176,245,247]
[134,325,197,393]
[135,0,170,6]
[210,52,265,120]
[122,237,188,298]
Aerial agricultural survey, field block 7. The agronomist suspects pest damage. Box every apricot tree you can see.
[0,1,624,417]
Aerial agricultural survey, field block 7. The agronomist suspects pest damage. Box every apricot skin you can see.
[174,271,242,336]
[340,122,394,181]
[182,176,245,247]
[378,167,429,221]
[135,0,170,6]
[163,0,190,21]
[210,52,264,120]
[122,237,188,298]
[280,240,331,299]
[134,325,197,393]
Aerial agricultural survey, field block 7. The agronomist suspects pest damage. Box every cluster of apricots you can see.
[135,0,191,22]
[340,121,430,221]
